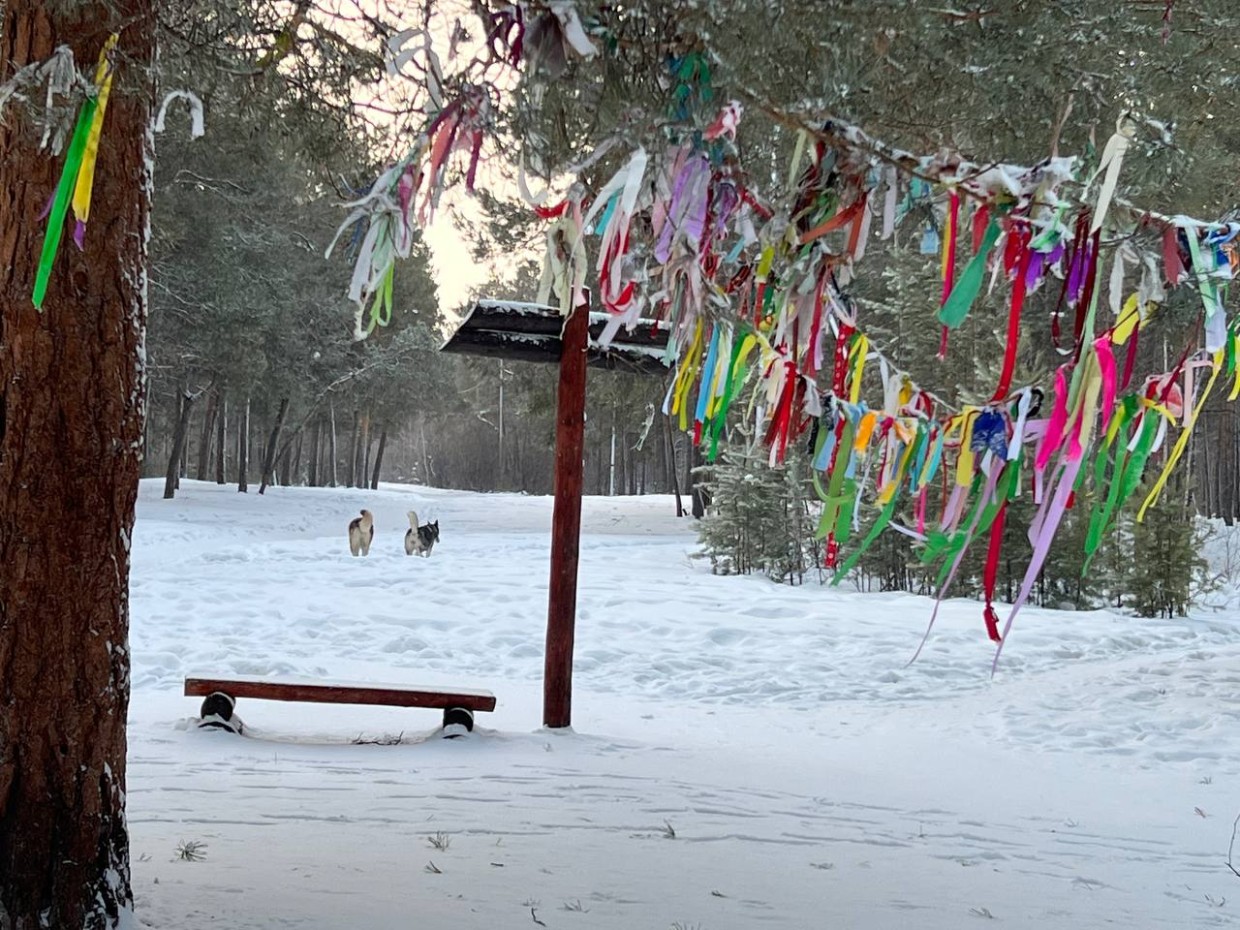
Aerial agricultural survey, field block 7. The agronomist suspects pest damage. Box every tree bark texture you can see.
[0,2,153,926]
[163,390,196,500]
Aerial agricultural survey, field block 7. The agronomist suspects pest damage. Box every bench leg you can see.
[199,691,243,735]
[442,707,474,739]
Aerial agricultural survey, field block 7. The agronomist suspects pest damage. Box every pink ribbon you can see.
[991,455,1084,674]
[1035,367,1070,472]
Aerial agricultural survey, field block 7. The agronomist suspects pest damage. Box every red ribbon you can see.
[972,203,991,254]
[831,323,855,396]
[534,200,568,220]
[991,226,1032,402]
[982,501,1008,643]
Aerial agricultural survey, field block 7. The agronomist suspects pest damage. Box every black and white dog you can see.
[405,510,440,557]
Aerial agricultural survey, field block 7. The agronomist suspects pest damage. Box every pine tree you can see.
[1128,475,1208,618]
[698,433,821,584]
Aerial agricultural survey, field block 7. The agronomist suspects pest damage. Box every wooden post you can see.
[544,296,589,729]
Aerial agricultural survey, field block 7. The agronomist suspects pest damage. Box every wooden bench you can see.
[185,675,496,738]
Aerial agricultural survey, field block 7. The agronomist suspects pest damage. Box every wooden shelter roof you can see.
[440,299,672,376]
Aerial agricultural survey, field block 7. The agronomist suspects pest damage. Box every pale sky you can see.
[422,212,489,317]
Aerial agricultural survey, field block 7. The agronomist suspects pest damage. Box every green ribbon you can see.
[937,217,1002,328]
[923,461,1019,587]
[830,491,900,584]
[33,95,98,309]
[1082,397,1139,569]
[364,264,394,335]
[707,329,751,461]
[813,418,855,540]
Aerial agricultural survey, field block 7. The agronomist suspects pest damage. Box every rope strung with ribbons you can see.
[331,6,1238,667]
[522,92,1235,665]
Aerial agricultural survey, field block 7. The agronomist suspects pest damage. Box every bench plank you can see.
[185,676,496,712]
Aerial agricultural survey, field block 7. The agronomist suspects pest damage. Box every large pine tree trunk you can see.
[258,397,289,495]
[0,3,153,925]
[163,390,196,500]
[370,427,387,490]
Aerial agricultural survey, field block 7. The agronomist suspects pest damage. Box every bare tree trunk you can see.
[278,442,292,488]
[348,409,361,488]
[1220,406,1236,524]
[215,395,227,485]
[370,428,388,490]
[178,387,189,488]
[665,414,684,517]
[418,415,433,485]
[691,443,709,519]
[258,397,290,495]
[196,385,218,481]
[290,431,303,486]
[238,398,250,493]
[0,3,153,924]
[627,435,638,495]
[329,404,339,487]
[359,412,372,489]
[164,390,196,500]
[142,408,151,475]
[308,419,321,487]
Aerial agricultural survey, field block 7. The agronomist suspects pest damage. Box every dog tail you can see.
[407,510,419,529]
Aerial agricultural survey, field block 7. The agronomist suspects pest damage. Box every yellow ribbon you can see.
[1137,350,1224,521]
[847,334,868,405]
[955,409,978,486]
[671,320,704,430]
[71,34,118,230]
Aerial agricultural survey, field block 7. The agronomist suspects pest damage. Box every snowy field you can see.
[127,479,1240,929]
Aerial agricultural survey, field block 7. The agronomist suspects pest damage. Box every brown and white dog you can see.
[404,510,439,557]
[348,509,374,557]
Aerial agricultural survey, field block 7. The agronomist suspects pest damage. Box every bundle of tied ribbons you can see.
[521,107,1238,664]
[329,27,1237,663]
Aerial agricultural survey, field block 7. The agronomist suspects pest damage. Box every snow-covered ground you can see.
[128,479,1240,929]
